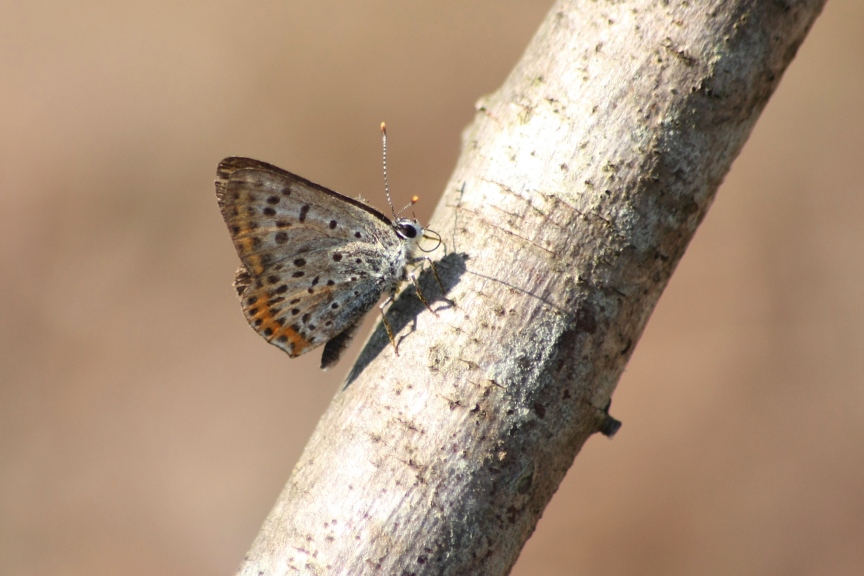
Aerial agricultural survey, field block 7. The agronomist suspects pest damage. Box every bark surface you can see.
[237,1,825,574]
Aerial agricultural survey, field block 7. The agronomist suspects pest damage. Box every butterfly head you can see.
[394,217,422,243]
[380,124,442,254]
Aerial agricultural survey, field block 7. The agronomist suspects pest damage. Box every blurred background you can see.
[1,1,862,575]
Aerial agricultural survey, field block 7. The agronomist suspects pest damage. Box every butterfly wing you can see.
[319,318,363,371]
[216,157,403,359]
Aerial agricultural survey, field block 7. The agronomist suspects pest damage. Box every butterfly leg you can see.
[409,271,438,317]
[379,295,399,355]
[408,256,446,296]
[427,258,446,296]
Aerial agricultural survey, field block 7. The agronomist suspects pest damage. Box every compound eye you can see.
[396,220,420,239]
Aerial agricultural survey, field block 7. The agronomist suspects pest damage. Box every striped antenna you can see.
[380,122,395,218]
[396,195,419,217]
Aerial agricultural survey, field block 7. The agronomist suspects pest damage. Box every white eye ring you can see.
[394,218,422,240]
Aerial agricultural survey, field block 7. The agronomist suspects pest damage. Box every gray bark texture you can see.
[237,1,825,574]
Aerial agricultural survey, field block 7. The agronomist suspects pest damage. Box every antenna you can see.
[396,195,419,217]
[380,122,395,218]
[382,122,420,217]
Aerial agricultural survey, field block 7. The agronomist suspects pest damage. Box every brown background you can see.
[2,2,862,575]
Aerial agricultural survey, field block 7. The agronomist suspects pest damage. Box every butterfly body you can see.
[215,157,424,369]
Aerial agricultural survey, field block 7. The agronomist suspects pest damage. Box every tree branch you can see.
[236,1,825,574]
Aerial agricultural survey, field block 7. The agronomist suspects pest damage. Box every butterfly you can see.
[215,124,442,369]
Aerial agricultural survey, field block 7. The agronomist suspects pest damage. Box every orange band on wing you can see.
[270,323,312,356]
[233,234,266,275]
[244,301,311,357]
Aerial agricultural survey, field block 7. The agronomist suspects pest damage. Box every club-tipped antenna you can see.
[382,123,421,218]
[381,122,396,218]
[396,196,419,217]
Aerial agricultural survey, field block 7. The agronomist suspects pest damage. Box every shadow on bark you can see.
[344,251,468,387]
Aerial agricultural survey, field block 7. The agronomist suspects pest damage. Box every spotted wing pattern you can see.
[215,157,408,360]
